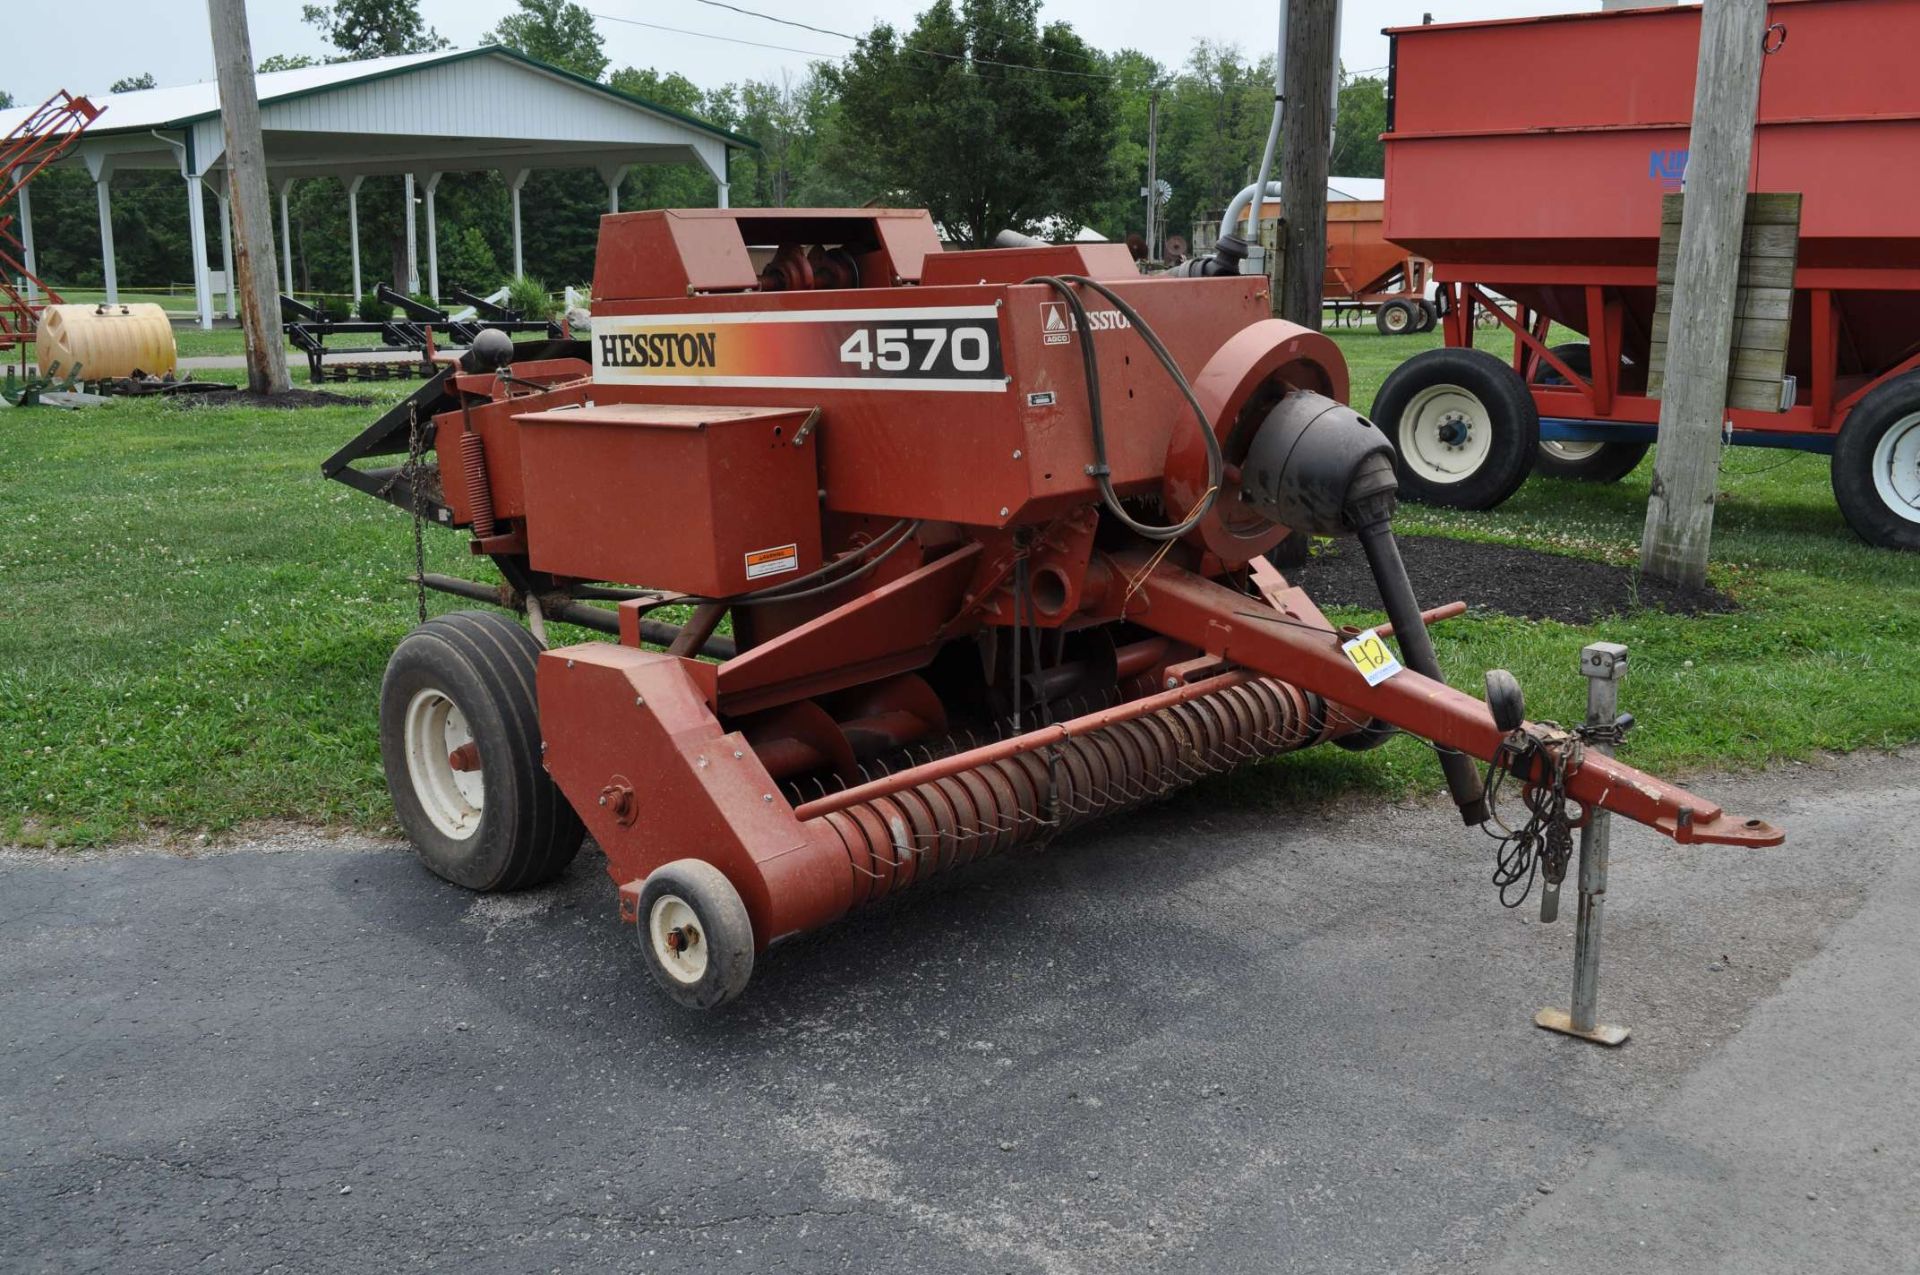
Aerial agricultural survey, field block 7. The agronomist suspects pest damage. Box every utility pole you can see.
[1144,88,1159,260]
[207,0,291,395]
[1639,0,1768,586]
[1278,0,1337,330]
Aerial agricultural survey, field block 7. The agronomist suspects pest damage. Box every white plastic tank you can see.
[35,303,178,380]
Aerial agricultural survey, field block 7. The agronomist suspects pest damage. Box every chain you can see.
[404,401,427,624]
[1482,724,1584,908]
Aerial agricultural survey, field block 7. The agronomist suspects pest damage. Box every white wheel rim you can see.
[1400,383,1495,484]
[1871,410,1920,525]
[1541,439,1607,462]
[648,895,709,985]
[403,689,483,840]
[1384,307,1409,332]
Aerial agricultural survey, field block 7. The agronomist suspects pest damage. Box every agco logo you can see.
[1040,301,1131,345]
[1649,148,1688,192]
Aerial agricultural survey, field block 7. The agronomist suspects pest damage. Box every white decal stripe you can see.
[592,373,1007,393]
[592,306,1000,328]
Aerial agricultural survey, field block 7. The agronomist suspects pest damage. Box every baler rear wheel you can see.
[379,610,584,892]
[1529,343,1650,483]
[1371,346,1539,509]
[636,860,755,1009]
[1376,300,1417,336]
[1832,371,1920,551]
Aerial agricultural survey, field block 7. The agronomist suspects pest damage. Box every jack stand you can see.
[1536,641,1632,1047]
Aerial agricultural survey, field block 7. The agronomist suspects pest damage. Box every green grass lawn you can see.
[4,328,1917,847]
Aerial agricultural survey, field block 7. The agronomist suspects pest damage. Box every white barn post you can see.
[423,171,442,301]
[403,172,420,293]
[347,175,364,300]
[600,163,629,214]
[278,179,294,295]
[217,188,235,318]
[184,173,213,329]
[505,167,529,278]
[87,154,118,304]
[15,180,37,301]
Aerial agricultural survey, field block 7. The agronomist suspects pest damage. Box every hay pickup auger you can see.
[325,208,1781,1010]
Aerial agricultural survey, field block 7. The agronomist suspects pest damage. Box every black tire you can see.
[378,610,584,892]
[1375,300,1417,336]
[1370,346,1540,509]
[1415,298,1438,333]
[1528,343,1651,483]
[1831,371,1920,551]
[636,859,756,1009]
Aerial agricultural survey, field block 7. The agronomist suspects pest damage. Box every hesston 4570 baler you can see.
[325,208,1780,1010]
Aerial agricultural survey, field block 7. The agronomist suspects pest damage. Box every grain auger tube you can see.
[324,207,1782,1009]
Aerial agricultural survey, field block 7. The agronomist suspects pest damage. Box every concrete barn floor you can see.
[2,750,1916,1274]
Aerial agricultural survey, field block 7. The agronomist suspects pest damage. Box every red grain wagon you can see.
[1372,0,1920,549]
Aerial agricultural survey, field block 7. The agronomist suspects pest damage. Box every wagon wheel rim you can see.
[1400,383,1495,483]
[1873,410,1920,524]
[1383,305,1410,332]
[403,688,484,840]
[1541,439,1608,462]
[648,895,709,985]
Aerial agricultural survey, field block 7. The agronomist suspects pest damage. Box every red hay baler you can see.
[326,207,1780,1009]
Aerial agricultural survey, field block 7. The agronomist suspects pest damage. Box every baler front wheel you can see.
[636,860,755,1009]
[1832,372,1920,551]
[379,611,584,892]
[1371,346,1539,509]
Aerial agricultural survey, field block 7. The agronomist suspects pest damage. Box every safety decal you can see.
[744,543,800,580]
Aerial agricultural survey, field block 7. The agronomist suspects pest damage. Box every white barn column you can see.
[346,175,365,299]
[15,180,37,300]
[217,188,235,318]
[505,167,529,278]
[277,179,294,295]
[717,180,729,209]
[89,158,118,304]
[423,172,442,301]
[184,174,213,329]
[599,163,629,213]
[403,172,420,293]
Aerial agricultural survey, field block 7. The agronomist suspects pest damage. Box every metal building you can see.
[0,45,753,327]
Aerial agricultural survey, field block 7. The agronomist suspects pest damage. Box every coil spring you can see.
[814,677,1316,908]
[459,430,495,540]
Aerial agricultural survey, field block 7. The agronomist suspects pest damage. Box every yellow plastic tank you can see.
[35,303,178,380]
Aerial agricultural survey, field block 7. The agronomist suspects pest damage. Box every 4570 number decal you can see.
[837,325,994,375]
[592,306,1006,393]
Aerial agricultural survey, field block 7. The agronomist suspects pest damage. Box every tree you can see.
[1157,42,1273,246]
[821,0,1121,245]
[301,0,449,58]
[109,73,158,94]
[1330,73,1387,178]
[258,53,321,72]
[484,0,607,80]
[0,90,12,109]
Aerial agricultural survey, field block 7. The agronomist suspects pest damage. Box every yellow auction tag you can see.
[1341,628,1403,687]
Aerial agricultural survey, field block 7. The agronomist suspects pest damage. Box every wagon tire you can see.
[1371,346,1539,509]
[1415,299,1438,332]
[379,610,584,892]
[637,860,756,1009]
[1529,344,1651,483]
[1831,371,1920,551]
[1376,300,1417,336]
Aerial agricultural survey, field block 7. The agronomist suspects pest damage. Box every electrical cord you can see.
[629,518,922,614]
[1023,274,1225,541]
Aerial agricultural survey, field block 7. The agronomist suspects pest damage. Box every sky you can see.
[5,0,1595,106]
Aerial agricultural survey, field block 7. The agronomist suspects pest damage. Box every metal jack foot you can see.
[1535,641,1633,1049]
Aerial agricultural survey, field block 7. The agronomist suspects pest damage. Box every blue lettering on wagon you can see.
[1648,148,1688,192]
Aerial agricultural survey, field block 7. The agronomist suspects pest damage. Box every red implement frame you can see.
[1,91,102,355]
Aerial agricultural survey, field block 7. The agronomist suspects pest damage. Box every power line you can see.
[593,12,841,60]
[678,0,1119,81]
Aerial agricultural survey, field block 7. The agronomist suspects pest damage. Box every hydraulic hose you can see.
[1352,518,1491,825]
